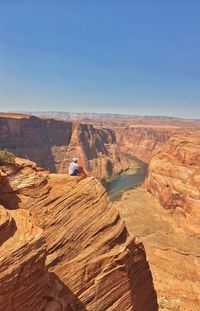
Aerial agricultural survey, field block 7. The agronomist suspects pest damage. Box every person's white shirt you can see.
[69,161,79,175]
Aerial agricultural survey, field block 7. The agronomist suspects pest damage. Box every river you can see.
[103,159,148,201]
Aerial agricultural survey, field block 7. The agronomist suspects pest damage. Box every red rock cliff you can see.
[0,204,69,310]
[114,126,175,163]
[0,114,72,172]
[0,158,158,310]
[145,130,200,235]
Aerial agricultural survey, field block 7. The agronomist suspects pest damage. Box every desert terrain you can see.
[0,112,199,310]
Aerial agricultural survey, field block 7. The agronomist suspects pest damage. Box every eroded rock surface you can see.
[116,130,200,310]
[0,204,69,311]
[0,158,158,310]
[145,131,200,235]
[117,188,200,311]
[114,126,175,163]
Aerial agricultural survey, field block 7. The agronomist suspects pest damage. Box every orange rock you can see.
[117,187,200,311]
[0,205,69,311]
[145,131,200,235]
[114,126,176,163]
[0,159,158,310]
[0,115,126,179]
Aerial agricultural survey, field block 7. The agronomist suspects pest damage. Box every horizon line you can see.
[9,110,200,121]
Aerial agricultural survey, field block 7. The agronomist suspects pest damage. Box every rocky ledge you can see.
[0,158,158,310]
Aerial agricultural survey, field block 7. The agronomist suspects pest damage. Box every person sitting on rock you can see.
[68,157,87,177]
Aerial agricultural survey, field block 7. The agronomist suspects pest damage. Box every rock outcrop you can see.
[145,131,200,235]
[0,204,68,311]
[0,158,158,310]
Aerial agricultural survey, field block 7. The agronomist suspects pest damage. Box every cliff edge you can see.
[0,158,158,310]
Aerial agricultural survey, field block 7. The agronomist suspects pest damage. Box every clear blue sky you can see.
[0,0,200,118]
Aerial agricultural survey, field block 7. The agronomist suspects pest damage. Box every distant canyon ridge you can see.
[1,112,199,179]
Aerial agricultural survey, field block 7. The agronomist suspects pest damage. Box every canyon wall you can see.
[145,130,200,235]
[0,114,178,180]
[0,200,69,310]
[0,114,72,172]
[117,187,200,311]
[116,129,200,310]
[0,115,126,179]
[114,126,175,163]
[0,158,158,310]
[2,114,198,181]
[59,122,127,179]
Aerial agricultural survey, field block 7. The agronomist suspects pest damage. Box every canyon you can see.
[0,158,157,310]
[117,129,200,310]
[0,114,126,179]
[0,112,200,310]
[0,113,188,179]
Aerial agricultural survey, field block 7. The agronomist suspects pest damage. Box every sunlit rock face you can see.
[59,122,128,179]
[0,158,158,310]
[145,131,200,235]
[0,204,69,311]
[115,130,200,310]
[117,187,200,311]
[114,126,175,163]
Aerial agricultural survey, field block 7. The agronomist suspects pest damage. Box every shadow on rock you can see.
[49,273,87,311]
[0,175,21,209]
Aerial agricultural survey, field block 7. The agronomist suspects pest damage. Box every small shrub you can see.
[0,149,15,166]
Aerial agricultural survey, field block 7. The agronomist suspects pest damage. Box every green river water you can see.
[103,159,148,201]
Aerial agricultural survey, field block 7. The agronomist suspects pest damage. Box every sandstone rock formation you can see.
[0,114,127,179]
[59,122,127,179]
[145,130,200,235]
[117,187,200,311]
[0,114,72,172]
[114,126,175,163]
[0,158,158,310]
[2,114,198,181]
[0,204,68,311]
[115,130,200,310]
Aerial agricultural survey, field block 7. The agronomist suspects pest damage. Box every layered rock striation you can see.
[114,126,175,163]
[0,204,68,311]
[0,158,158,310]
[117,187,200,311]
[116,130,200,310]
[145,130,200,235]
